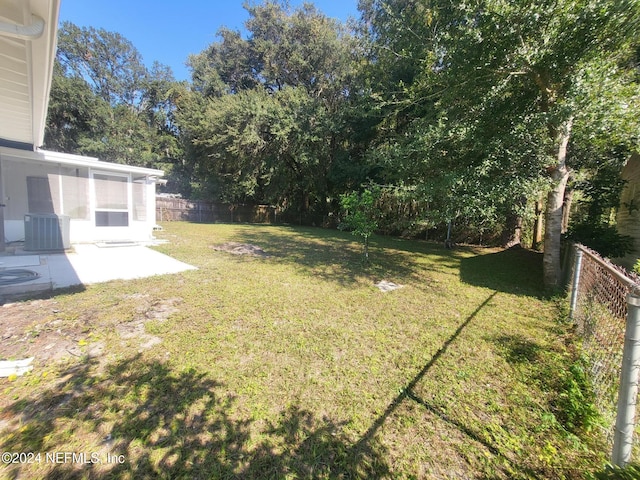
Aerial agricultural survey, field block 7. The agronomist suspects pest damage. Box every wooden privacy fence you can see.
[156,197,276,224]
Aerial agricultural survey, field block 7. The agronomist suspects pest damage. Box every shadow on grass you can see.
[228,225,461,286]
[1,355,388,479]
[459,246,546,297]
[491,334,543,365]
[349,292,538,478]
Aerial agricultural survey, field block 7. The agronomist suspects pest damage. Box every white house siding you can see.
[0,148,162,244]
[615,153,640,270]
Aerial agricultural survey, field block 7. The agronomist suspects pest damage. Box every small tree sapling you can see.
[339,187,381,264]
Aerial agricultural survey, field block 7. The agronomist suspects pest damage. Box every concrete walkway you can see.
[0,244,197,300]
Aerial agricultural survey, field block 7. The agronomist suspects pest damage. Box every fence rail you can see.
[156,197,276,224]
[567,243,640,465]
[156,197,336,227]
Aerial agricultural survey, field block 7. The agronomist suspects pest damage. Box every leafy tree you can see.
[245,1,354,99]
[188,27,258,97]
[182,87,274,203]
[359,0,640,288]
[56,21,148,107]
[44,63,110,152]
[46,22,183,171]
[339,187,381,263]
[180,1,358,214]
[180,84,338,215]
[357,0,547,246]
[189,1,355,100]
[77,104,157,166]
[565,156,635,259]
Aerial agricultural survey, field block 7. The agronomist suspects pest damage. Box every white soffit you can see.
[0,146,164,177]
[0,0,59,149]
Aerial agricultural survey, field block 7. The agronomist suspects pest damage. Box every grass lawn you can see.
[0,222,606,479]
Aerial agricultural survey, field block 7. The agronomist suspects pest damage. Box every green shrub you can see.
[565,223,634,259]
[555,357,603,435]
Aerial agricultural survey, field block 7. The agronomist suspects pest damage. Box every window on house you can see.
[93,173,129,227]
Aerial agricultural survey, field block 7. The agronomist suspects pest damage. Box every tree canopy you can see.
[45,0,640,288]
[45,21,183,170]
[177,1,361,218]
[358,0,640,286]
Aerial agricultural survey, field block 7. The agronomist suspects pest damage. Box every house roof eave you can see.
[0,146,165,177]
[0,0,61,149]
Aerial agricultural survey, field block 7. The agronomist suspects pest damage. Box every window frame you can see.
[90,170,131,227]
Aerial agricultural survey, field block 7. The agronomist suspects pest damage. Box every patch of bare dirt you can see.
[116,295,181,351]
[210,242,270,257]
[0,299,87,365]
[116,320,162,351]
[0,296,182,367]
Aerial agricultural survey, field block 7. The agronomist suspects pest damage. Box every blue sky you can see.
[58,1,361,81]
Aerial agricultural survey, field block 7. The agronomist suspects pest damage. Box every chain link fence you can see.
[566,243,640,462]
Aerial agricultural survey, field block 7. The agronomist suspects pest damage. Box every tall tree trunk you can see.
[532,196,544,249]
[364,235,370,263]
[562,187,574,234]
[543,117,573,289]
[502,197,526,248]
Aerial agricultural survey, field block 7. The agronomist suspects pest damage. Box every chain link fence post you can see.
[612,292,640,466]
[569,247,583,321]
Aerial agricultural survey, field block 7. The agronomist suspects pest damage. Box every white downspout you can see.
[0,15,45,40]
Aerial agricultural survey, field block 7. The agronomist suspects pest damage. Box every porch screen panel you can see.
[4,160,26,220]
[61,167,89,220]
[132,180,147,221]
[94,173,129,226]
[26,176,54,213]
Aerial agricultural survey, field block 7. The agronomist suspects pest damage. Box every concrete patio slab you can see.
[0,244,197,300]
[57,244,197,287]
[0,256,41,268]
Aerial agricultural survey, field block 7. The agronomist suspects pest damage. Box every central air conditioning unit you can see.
[24,214,71,251]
